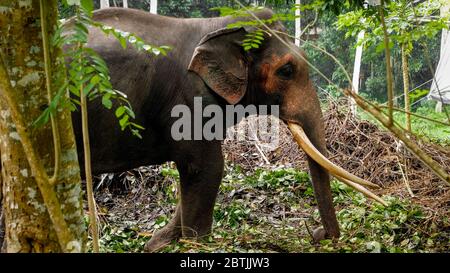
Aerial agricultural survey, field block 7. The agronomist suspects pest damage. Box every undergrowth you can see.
[92,164,449,253]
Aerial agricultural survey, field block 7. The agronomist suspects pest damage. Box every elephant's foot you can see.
[144,223,182,253]
[312,227,340,243]
[312,227,327,243]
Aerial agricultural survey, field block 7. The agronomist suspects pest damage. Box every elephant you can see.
[65,7,377,252]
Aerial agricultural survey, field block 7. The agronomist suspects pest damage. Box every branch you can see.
[40,0,61,185]
[80,69,100,253]
[377,105,450,127]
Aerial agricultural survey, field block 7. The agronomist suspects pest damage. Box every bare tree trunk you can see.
[0,0,86,253]
[123,0,128,8]
[379,1,394,125]
[295,0,301,47]
[351,31,365,115]
[401,44,411,132]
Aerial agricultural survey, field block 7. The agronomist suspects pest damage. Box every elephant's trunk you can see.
[282,84,387,239]
[290,110,340,239]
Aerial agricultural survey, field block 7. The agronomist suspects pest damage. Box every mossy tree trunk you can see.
[0,167,4,251]
[0,0,86,252]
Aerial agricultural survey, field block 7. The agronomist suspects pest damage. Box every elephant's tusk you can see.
[287,123,386,206]
[287,123,380,189]
[334,175,388,206]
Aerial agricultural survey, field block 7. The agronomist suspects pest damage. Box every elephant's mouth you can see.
[286,122,387,206]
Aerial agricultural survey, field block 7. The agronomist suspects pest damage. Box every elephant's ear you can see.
[188,28,248,105]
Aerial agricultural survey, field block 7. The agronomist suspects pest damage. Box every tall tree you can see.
[0,0,86,252]
[0,170,3,250]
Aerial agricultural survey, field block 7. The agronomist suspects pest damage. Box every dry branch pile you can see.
[223,100,450,225]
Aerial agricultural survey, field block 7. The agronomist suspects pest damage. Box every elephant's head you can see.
[188,11,380,241]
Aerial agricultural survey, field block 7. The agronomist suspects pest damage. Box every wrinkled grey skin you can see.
[0,7,340,252]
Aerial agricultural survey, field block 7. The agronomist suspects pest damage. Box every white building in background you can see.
[430,33,450,105]
[429,3,450,108]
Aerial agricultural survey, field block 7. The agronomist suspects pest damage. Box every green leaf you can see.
[151,48,161,56]
[119,37,127,49]
[115,106,126,118]
[83,81,96,96]
[90,75,101,85]
[80,0,93,14]
[124,106,136,119]
[102,95,113,109]
[131,123,145,130]
[131,129,143,139]
[33,108,51,127]
[68,84,80,97]
[119,115,129,130]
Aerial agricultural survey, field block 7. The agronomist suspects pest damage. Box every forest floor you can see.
[92,101,450,253]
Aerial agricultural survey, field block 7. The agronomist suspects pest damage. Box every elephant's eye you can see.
[276,62,294,80]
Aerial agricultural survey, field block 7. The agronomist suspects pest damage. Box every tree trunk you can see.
[0,167,4,251]
[401,44,411,132]
[379,1,394,125]
[0,0,86,253]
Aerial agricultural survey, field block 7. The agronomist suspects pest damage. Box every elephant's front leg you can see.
[145,141,224,252]
[144,203,182,252]
[177,146,224,238]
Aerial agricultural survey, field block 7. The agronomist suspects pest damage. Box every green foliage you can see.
[308,0,366,15]
[409,89,429,105]
[359,102,450,145]
[400,104,450,145]
[242,30,265,51]
[98,25,171,56]
[336,0,449,53]
[300,1,442,103]
[95,165,448,253]
[245,168,311,190]
[97,225,148,253]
